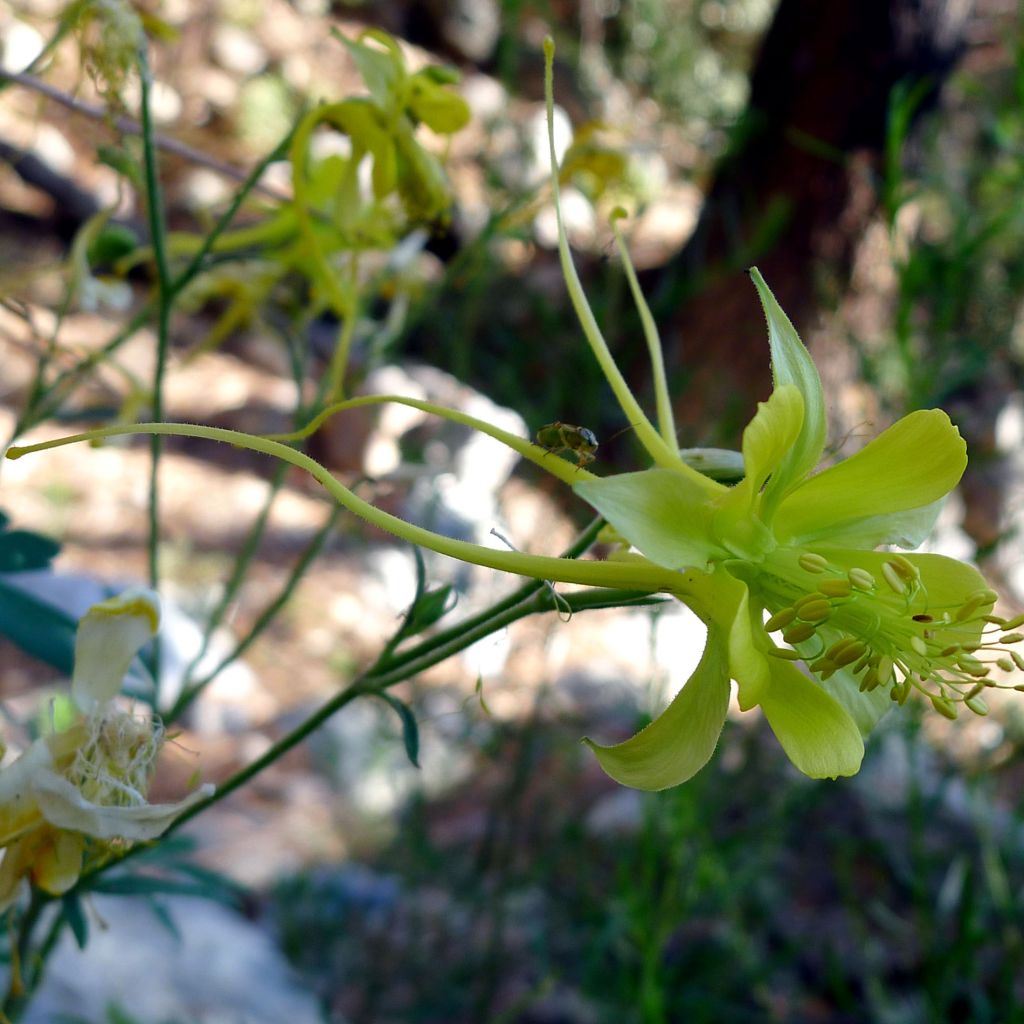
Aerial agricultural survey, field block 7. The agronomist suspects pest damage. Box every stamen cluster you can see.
[67,709,163,808]
[759,550,1024,719]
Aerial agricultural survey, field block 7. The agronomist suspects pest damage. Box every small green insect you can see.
[535,422,599,467]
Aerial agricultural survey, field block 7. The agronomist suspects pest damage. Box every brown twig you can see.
[0,68,290,203]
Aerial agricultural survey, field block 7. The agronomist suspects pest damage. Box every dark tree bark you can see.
[653,0,971,445]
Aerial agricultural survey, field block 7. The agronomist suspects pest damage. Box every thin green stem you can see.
[1,890,48,1021]
[541,40,680,473]
[367,517,606,678]
[273,393,595,487]
[73,579,663,891]
[611,215,677,449]
[176,462,289,697]
[167,505,342,722]
[326,287,358,401]
[9,421,692,593]
[138,48,172,614]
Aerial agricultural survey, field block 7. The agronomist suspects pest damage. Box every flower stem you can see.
[9,421,685,592]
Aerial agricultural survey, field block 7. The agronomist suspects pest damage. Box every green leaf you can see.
[583,623,731,790]
[774,409,966,547]
[759,658,864,779]
[574,468,724,570]
[89,875,221,898]
[0,529,61,571]
[749,268,827,504]
[0,578,76,675]
[375,692,420,767]
[403,585,456,635]
[62,891,89,949]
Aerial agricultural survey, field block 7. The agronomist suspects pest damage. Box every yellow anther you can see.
[909,636,928,658]
[810,657,835,674]
[965,695,990,716]
[955,596,984,622]
[939,645,959,658]
[1000,612,1024,630]
[912,614,934,623]
[1000,632,1024,645]
[930,693,958,720]
[796,599,831,623]
[881,562,908,595]
[1012,651,1024,671]
[847,568,876,591]
[798,552,830,574]
[852,653,872,674]
[876,656,894,686]
[956,652,989,677]
[833,641,867,668]
[859,669,880,692]
[965,681,988,700]
[997,657,1015,673]
[888,554,919,582]
[764,608,797,632]
[825,638,858,661]
[769,647,803,661]
[783,622,817,645]
[818,578,852,599]
[892,678,912,704]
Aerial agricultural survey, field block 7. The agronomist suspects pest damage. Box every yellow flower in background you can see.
[0,590,212,902]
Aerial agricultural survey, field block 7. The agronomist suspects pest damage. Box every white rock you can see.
[22,895,325,1024]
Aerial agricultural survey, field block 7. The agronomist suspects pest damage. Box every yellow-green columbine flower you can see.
[0,590,212,902]
[571,273,1002,787]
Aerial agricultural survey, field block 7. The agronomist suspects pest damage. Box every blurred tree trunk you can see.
[651,0,971,445]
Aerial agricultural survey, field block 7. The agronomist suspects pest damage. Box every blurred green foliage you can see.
[273,709,1024,1024]
[858,36,1024,411]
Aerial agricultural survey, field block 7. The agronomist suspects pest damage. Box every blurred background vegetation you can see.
[2,0,1024,1022]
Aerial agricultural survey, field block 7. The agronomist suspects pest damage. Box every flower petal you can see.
[72,588,161,711]
[775,410,967,546]
[0,741,53,844]
[815,662,893,737]
[582,623,731,790]
[33,829,84,895]
[31,773,214,842]
[790,499,946,550]
[750,269,827,500]
[574,468,724,570]
[759,659,864,778]
[714,384,804,546]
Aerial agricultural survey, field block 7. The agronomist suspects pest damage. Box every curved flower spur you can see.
[8,41,1024,791]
